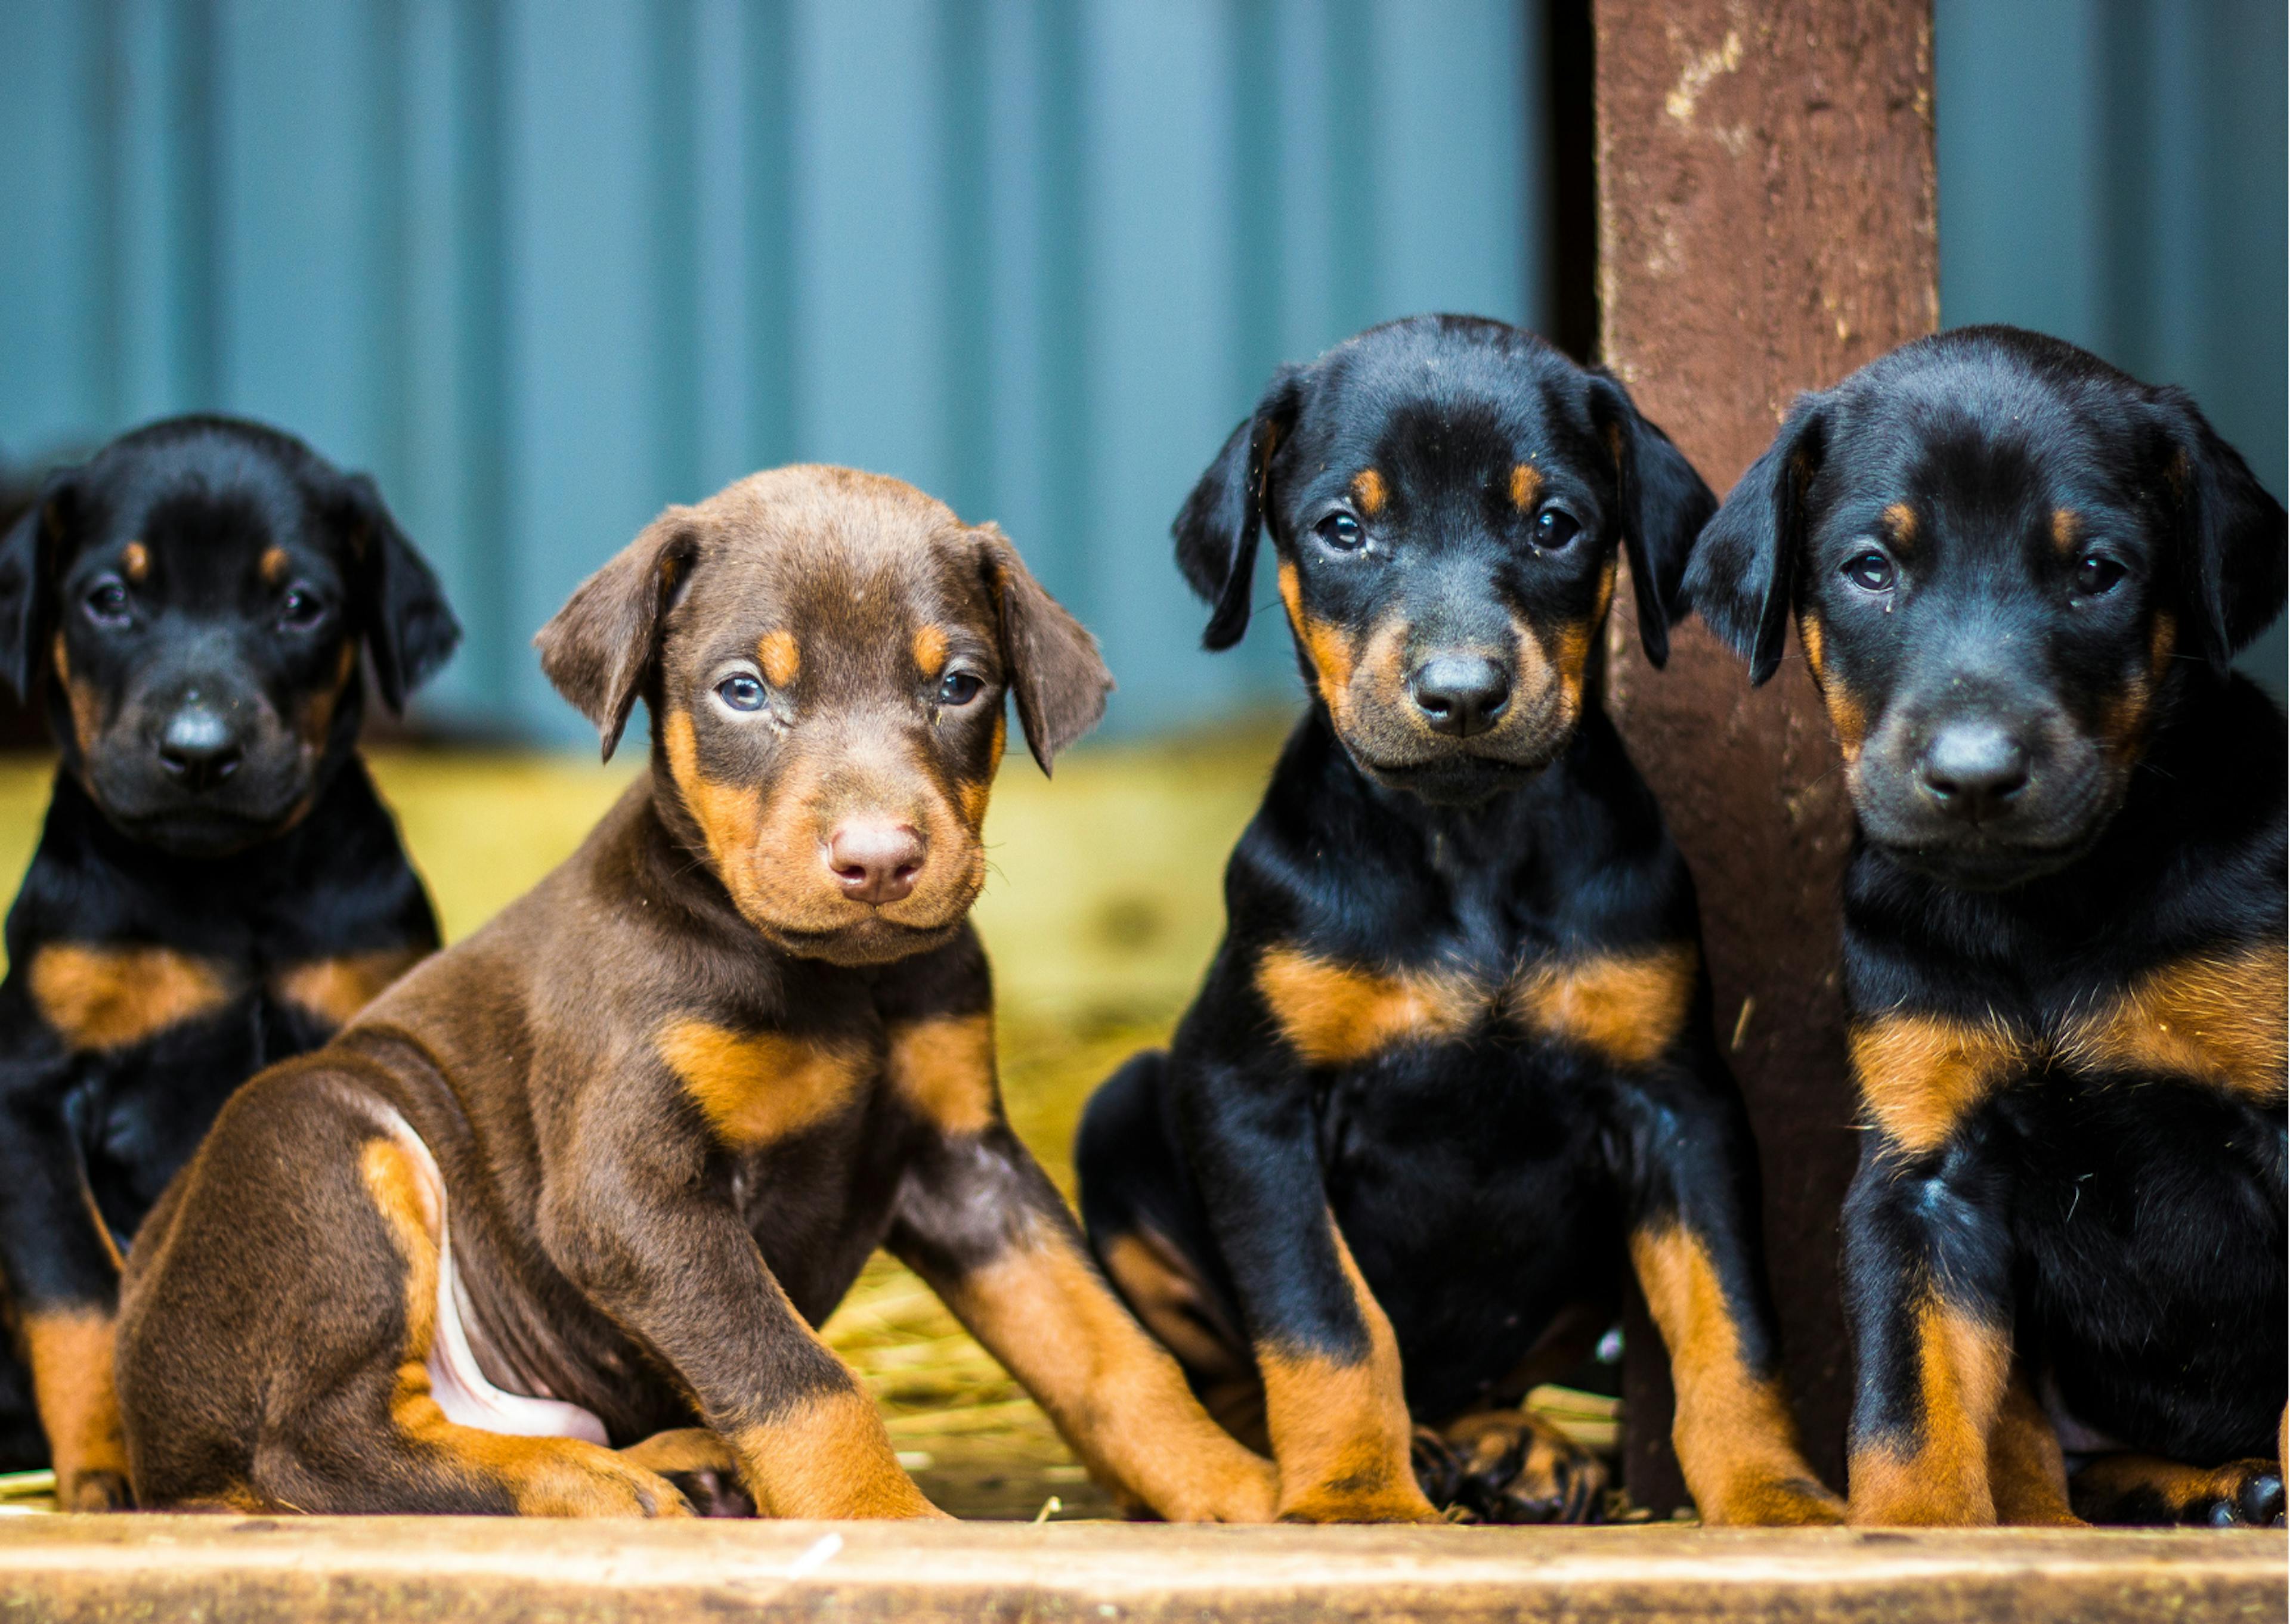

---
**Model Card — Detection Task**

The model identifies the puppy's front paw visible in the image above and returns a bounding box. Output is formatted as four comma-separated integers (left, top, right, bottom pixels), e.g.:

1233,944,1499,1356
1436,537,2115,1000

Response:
1702,1469,1845,1527
2186,1461,2284,1528
1277,1466,1443,1524
58,1468,134,1513
1421,1411,1608,1525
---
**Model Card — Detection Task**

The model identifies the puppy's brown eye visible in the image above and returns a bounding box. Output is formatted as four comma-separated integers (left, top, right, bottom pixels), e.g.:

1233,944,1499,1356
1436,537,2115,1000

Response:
1843,552,1895,592
278,586,326,630
2072,553,2126,597
716,674,766,712
937,671,984,706
1533,509,1581,550
83,579,130,626
1316,513,1364,551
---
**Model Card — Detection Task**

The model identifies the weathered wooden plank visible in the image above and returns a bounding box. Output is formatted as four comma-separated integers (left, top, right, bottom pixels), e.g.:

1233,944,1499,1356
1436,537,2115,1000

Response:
1592,0,1941,1510
0,1518,2277,1623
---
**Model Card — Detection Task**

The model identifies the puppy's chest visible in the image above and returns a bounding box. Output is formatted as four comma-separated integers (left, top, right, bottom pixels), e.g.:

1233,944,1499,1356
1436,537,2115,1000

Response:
1251,925,1697,1078
1849,939,2289,1157
27,938,425,1058
656,1003,998,1159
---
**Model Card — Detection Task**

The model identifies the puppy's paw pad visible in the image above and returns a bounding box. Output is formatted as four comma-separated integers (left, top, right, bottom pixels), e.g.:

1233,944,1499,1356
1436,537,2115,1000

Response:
2189,1463,2284,1527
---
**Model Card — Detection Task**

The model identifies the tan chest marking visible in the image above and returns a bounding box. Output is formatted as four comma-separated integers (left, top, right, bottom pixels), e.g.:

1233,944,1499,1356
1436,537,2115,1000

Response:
1849,1012,2023,1157
1257,941,1697,1072
2056,941,2287,1101
273,947,428,1029
1255,947,1483,1067
884,1011,998,1135
659,1017,872,1149
30,943,234,1051
1856,943,2288,1155
1506,943,1698,1070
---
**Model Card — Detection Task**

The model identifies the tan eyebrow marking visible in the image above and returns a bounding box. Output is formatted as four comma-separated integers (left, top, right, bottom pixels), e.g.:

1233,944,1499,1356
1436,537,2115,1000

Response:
758,630,800,688
911,624,949,677
1510,463,1543,511
2050,507,2079,556
1881,503,1917,548
122,542,150,582
1350,469,1388,517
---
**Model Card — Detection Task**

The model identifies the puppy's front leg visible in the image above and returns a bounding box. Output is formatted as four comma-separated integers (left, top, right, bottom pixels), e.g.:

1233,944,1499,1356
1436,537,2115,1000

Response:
1169,1044,1440,1524
0,1008,133,1511
1839,1130,2017,1525
883,1015,1277,1522
1613,1066,1843,1526
538,1105,942,1521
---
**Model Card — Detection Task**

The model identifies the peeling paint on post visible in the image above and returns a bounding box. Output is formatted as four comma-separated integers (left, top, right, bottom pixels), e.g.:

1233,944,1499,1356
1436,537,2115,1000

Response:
1593,0,1938,1514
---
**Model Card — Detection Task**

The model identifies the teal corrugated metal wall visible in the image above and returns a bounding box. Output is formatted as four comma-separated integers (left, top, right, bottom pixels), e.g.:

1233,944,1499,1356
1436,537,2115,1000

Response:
0,0,1539,741
1935,0,2288,692
6,4,2283,737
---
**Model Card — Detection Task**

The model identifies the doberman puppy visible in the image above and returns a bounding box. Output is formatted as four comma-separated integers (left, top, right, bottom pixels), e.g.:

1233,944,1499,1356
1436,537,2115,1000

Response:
1685,326,2287,1527
0,417,456,1510
117,466,1282,1520
1075,315,1843,1526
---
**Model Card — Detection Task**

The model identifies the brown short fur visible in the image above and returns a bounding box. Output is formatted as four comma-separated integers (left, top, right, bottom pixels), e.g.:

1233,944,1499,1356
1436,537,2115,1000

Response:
117,467,1277,1522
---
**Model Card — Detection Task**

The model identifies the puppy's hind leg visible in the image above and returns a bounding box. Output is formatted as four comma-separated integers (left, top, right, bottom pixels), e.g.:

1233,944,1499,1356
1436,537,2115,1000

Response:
120,1070,689,1517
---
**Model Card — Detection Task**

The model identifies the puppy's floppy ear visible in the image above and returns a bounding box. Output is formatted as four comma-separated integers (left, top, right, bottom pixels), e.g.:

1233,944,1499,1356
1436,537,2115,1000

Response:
2144,387,2287,677
1586,373,1718,667
0,469,74,704
326,472,462,713
976,522,1113,775
1175,366,1304,650
1683,395,1826,686
536,509,702,761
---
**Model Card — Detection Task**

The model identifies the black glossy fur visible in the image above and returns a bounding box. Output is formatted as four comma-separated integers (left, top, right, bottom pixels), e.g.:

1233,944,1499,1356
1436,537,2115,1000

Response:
1687,326,2288,1527
0,417,455,1507
1076,317,1840,1526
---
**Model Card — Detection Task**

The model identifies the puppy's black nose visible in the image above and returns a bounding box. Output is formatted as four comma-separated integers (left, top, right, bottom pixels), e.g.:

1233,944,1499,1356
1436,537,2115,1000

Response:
159,706,244,792
1916,723,2029,823
1409,656,1511,738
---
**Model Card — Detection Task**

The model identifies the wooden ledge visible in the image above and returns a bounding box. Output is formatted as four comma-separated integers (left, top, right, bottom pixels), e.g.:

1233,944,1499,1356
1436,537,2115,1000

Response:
0,1517,2280,1622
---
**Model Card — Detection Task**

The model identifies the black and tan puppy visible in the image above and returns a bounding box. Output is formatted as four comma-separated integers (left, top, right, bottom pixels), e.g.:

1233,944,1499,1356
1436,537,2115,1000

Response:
117,466,1280,1520
1686,325,2286,1527
1075,315,1842,1526
0,417,456,1510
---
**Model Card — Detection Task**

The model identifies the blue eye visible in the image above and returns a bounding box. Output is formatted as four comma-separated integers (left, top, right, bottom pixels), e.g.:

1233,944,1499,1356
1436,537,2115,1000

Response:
716,674,766,712
1845,552,1896,592
1316,512,1364,551
937,671,984,706
1533,509,1582,550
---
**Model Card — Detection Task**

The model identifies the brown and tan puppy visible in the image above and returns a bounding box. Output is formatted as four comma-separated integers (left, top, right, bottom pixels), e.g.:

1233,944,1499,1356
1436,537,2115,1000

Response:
114,466,1280,1519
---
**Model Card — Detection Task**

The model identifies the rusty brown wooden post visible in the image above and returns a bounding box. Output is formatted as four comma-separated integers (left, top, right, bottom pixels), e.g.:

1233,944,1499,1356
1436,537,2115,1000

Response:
1592,1,1938,1511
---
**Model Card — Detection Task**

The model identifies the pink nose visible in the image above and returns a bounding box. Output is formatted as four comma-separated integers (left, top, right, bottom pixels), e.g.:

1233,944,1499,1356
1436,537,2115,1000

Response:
826,819,925,905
